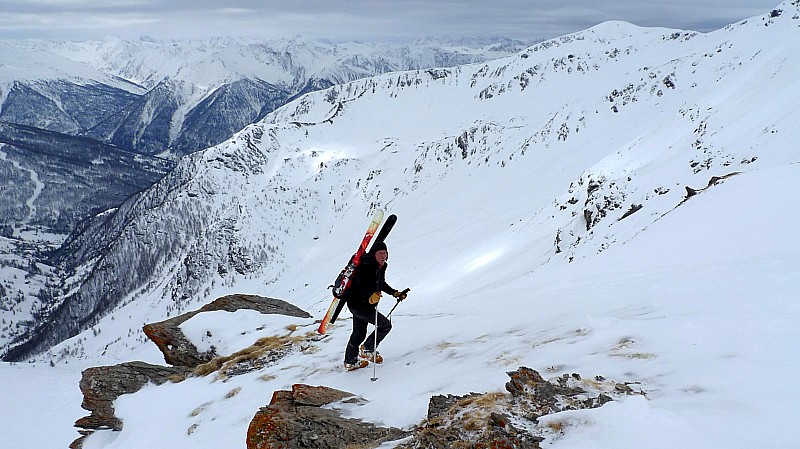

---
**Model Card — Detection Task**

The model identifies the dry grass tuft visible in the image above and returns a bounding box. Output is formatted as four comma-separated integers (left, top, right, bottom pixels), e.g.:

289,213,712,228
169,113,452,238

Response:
193,330,320,379
494,351,523,366
436,341,462,351
442,391,509,434
189,402,211,417
169,373,188,383
546,419,566,433
225,387,242,398
626,352,656,359
457,391,506,409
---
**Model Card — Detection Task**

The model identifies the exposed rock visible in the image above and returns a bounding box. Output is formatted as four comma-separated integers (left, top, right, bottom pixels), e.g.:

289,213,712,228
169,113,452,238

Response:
426,393,480,421
71,360,192,449
618,203,643,221
143,294,311,367
397,367,643,449
578,175,625,231
69,430,93,449
683,172,741,201
71,295,311,448
291,384,354,407
246,384,408,449
244,368,644,449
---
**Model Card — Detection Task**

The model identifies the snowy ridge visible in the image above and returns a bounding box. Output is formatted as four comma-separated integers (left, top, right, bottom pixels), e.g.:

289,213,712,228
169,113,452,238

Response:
39,36,530,90
0,36,528,157
0,40,142,94
2,3,800,448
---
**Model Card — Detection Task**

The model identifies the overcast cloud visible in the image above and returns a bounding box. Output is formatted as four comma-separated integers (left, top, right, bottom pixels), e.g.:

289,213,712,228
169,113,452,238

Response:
0,0,784,42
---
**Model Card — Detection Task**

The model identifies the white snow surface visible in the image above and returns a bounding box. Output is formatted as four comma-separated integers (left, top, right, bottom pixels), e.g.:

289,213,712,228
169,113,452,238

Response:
2,4,800,449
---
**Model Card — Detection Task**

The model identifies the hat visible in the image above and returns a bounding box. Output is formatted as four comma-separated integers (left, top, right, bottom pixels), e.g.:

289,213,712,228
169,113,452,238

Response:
371,241,387,253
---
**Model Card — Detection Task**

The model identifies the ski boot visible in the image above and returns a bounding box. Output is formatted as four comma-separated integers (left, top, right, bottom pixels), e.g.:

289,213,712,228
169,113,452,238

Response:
344,360,369,371
359,345,383,364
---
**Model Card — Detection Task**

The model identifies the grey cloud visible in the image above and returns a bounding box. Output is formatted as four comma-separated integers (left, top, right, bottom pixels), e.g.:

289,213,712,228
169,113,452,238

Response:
0,0,784,41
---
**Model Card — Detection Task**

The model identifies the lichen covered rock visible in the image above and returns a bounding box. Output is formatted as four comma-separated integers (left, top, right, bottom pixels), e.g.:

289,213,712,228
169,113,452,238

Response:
247,384,408,449
398,367,642,449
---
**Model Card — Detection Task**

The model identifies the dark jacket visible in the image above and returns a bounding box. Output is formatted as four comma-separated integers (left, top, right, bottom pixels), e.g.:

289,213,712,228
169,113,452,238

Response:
346,251,397,309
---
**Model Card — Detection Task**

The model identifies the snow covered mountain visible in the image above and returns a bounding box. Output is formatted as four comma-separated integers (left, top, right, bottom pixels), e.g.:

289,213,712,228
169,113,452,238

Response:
0,122,173,354
2,3,800,448
0,35,529,357
1,36,529,157
5,0,798,362
0,35,527,234
0,35,526,234
14,2,796,361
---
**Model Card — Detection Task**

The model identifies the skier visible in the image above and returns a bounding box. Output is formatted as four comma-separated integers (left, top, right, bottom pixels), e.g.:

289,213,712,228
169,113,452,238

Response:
343,240,408,371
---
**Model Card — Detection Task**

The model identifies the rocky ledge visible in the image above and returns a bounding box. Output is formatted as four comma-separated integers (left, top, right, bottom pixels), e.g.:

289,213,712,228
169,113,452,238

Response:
246,367,644,449
143,294,311,367
71,293,645,449
71,294,312,449
247,384,409,449
396,367,639,449
71,361,193,448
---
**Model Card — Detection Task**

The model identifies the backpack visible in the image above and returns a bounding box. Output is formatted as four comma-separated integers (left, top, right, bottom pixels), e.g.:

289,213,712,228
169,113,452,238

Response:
330,253,358,299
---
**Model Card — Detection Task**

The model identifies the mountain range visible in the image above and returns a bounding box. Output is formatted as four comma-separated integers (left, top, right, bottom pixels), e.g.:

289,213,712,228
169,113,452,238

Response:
1,36,530,157
0,35,526,238
4,0,797,362
1,2,799,448
0,0,793,362
0,36,529,356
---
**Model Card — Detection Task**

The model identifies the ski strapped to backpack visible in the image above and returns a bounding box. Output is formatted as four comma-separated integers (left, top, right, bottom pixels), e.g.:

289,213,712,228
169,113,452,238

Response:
318,210,390,334
328,213,398,325
331,214,397,302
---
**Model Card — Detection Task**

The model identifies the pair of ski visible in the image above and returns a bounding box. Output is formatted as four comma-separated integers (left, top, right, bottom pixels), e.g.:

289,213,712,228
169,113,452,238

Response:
317,209,397,334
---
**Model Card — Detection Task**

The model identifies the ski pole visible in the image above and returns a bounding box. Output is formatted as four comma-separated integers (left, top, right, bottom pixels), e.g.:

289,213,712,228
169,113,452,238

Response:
387,288,410,321
371,306,379,382
387,301,400,321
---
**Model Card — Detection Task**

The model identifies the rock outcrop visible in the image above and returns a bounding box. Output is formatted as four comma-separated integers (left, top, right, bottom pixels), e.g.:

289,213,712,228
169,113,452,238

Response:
71,294,312,448
247,384,408,449
75,289,645,449
143,294,311,367
397,367,640,449
71,361,193,448
245,367,643,449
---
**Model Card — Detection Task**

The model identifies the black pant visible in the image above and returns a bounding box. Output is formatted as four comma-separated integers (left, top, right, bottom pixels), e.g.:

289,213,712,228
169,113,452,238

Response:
344,303,392,363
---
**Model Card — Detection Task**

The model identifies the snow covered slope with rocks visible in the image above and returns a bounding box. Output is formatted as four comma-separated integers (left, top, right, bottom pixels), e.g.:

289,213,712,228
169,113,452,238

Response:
0,122,173,353
0,35,528,356
2,3,800,448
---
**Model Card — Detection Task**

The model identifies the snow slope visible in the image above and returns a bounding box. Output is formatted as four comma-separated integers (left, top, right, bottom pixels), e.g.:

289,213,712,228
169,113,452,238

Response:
2,3,799,448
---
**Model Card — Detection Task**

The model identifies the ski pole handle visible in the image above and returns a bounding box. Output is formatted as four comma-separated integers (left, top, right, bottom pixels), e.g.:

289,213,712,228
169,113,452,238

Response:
392,288,410,300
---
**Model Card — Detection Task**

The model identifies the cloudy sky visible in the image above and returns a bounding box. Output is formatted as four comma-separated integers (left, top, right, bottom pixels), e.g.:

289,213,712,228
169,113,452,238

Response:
0,0,784,42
